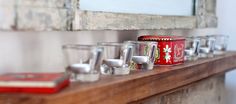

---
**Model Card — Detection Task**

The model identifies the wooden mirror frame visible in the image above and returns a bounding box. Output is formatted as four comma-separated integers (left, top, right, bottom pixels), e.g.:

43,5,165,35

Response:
0,0,217,31
73,0,217,30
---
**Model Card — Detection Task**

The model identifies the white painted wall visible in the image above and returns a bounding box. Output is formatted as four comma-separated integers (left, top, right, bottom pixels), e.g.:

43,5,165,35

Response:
217,0,236,104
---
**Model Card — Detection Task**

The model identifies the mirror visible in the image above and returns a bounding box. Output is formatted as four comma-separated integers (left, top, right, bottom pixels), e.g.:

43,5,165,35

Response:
80,0,195,16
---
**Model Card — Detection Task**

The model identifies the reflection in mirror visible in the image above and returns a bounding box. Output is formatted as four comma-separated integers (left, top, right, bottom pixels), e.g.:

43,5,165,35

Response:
80,0,195,16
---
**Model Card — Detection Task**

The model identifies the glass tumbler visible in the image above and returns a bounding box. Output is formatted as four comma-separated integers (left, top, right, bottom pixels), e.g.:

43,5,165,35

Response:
198,36,216,58
98,42,133,75
184,37,200,61
125,41,157,70
212,35,229,55
62,45,104,82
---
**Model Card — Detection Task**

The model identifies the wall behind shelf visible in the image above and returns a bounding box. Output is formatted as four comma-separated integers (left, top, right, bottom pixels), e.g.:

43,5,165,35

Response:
0,29,217,73
217,0,236,104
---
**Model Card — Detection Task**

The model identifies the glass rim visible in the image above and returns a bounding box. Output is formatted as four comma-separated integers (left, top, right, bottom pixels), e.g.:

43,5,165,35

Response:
62,44,99,50
97,42,124,46
195,35,229,40
195,36,216,39
207,34,229,38
195,36,208,38
185,36,201,40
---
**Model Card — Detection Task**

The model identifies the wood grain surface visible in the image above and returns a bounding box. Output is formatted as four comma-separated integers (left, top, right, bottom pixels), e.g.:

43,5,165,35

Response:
0,52,236,104
130,75,226,104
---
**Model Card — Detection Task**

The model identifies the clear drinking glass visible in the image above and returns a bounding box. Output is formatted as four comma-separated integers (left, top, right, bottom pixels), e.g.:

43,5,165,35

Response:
198,36,216,58
212,35,229,55
98,42,133,75
62,44,104,82
184,37,200,61
125,41,157,70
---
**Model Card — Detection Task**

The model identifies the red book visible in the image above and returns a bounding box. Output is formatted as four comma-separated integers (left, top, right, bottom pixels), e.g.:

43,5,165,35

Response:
0,73,70,94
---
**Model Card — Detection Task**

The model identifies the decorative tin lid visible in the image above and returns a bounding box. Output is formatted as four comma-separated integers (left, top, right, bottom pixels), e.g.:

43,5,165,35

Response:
138,35,185,41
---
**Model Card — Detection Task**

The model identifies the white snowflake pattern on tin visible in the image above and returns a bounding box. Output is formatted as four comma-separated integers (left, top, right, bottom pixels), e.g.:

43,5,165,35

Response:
163,45,171,63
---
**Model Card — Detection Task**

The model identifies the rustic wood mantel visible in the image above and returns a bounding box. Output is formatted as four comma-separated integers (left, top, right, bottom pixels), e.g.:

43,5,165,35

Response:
0,52,236,104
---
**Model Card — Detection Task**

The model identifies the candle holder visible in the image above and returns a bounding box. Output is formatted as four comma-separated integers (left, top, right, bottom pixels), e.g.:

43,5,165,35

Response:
98,42,133,75
198,36,216,58
125,41,157,70
62,45,104,82
184,37,200,61
212,35,229,55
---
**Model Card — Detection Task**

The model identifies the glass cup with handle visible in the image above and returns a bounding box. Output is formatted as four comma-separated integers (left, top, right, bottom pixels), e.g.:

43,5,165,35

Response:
125,41,157,70
98,42,133,75
184,37,200,61
212,35,229,55
198,36,216,58
62,44,104,82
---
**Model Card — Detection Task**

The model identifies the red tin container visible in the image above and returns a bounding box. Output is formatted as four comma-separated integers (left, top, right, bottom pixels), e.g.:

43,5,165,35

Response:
138,35,185,65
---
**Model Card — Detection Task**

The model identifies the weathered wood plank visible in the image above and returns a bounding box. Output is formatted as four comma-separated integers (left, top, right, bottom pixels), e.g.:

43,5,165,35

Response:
0,52,235,104
0,7,16,30
0,0,15,6
0,0,78,8
131,75,225,104
73,10,197,30
0,7,73,31
16,7,70,31
17,0,70,8
0,0,77,31
196,0,217,28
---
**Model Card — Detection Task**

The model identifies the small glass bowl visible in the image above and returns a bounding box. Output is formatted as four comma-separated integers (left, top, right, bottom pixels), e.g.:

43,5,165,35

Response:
98,42,133,75
198,36,215,58
125,41,157,70
62,44,104,82
184,37,200,61
212,35,229,55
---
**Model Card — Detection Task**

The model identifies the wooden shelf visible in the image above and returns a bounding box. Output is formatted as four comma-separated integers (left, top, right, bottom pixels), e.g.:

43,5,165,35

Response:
0,52,236,104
